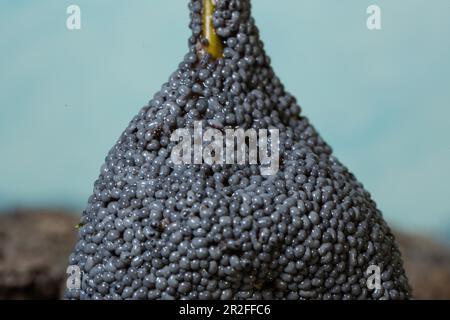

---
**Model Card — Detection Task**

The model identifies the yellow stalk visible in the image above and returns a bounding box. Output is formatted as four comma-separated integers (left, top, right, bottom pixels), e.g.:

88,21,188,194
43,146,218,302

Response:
202,0,223,60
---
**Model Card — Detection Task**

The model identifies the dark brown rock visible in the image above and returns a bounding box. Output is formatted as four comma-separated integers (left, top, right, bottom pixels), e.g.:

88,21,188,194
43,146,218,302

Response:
0,209,79,299
396,232,450,300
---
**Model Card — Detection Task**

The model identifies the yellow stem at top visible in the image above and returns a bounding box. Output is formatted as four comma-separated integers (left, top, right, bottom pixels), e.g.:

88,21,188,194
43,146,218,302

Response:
202,0,223,60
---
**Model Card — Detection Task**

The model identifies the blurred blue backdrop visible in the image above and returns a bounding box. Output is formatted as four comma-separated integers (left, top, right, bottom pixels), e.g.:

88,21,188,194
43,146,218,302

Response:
0,0,449,239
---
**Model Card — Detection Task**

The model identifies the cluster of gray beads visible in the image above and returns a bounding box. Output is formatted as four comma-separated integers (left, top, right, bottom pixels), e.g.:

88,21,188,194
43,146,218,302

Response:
66,0,411,300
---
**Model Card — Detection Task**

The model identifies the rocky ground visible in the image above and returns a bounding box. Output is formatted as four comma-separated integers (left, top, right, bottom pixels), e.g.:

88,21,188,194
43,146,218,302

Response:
397,232,450,299
0,209,79,299
0,209,448,299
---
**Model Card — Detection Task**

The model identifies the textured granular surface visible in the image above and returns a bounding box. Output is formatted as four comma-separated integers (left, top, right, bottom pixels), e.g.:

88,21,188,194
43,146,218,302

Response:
66,0,411,300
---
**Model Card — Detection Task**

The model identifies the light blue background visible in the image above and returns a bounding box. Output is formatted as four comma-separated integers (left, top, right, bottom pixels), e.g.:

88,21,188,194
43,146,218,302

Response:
0,1,449,239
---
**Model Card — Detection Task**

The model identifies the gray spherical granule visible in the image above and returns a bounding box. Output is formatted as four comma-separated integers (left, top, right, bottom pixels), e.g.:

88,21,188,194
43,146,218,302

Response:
66,0,411,300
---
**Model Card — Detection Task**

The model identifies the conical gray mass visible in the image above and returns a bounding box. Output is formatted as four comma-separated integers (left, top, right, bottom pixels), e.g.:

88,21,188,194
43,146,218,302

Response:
66,0,411,300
